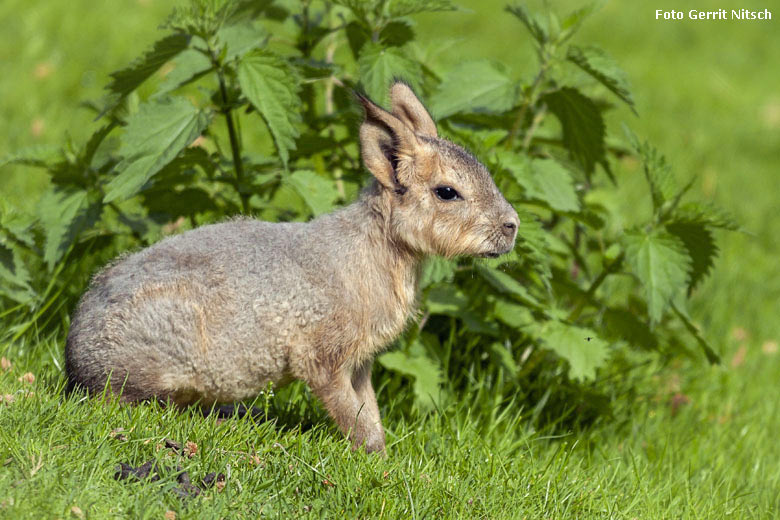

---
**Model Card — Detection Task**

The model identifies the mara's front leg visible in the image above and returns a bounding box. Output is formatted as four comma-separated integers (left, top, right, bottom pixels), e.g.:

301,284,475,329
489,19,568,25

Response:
310,360,385,454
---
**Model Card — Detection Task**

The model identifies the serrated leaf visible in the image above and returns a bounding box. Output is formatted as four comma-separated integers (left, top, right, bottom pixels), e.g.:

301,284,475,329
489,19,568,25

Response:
494,299,533,328
379,20,415,47
624,127,678,212
623,229,691,324
38,188,100,270
673,201,740,231
477,265,539,307
539,320,609,380
143,187,218,220
285,170,339,216
0,144,62,169
489,342,519,376
357,43,422,107
425,285,468,314
529,159,580,211
292,58,337,80
104,33,190,114
387,0,457,17
500,152,579,212
561,4,594,33
238,50,302,167
516,209,552,282
378,348,443,409
457,309,500,336
420,257,456,289
155,49,212,96
0,241,33,296
0,203,36,248
430,60,518,119
332,0,377,25
218,21,267,60
672,303,720,364
603,307,658,351
104,97,211,202
567,45,636,113
666,221,718,293
506,4,548,45
542,87,606,175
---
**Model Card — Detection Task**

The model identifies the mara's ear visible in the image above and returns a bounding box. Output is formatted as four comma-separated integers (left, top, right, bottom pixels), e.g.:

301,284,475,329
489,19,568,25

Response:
390,81,437,138
357,93,419,193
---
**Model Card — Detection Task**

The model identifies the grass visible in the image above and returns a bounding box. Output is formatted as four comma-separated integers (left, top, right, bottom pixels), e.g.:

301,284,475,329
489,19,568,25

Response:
2,335,778,518
1,0,779,518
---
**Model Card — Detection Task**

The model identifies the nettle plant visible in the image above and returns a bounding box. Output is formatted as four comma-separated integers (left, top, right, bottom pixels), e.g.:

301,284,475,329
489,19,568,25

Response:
1,0,736,417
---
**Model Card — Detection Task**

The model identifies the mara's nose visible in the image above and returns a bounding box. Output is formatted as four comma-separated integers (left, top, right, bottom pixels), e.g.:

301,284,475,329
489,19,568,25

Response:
501,219,518,238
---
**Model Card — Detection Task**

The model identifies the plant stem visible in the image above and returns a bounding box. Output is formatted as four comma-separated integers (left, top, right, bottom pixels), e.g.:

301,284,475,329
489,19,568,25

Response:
567,252,625,322
505,58,549,150
214,56,249,214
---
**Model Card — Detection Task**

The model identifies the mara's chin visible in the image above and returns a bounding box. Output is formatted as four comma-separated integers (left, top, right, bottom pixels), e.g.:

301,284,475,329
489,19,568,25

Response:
477,246,514,259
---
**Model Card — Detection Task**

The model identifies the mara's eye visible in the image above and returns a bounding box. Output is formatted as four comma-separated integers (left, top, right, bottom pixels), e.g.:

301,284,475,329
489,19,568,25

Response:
434,186,461,201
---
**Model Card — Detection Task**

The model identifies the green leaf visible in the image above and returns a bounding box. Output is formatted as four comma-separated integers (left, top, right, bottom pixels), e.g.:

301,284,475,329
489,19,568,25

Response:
38,188,100,270
560,4,595,37
423,284,499,335
430,60,518,119
538,320,609,380
104,33,190,114
0,201,36,248
378,349,443,409
218,21,267,60
154,49,212,96
516,209,552,284
357,43,422,107
332,0,377,26
493,299,533,329
542,87,606,175
0,240,34,305
528,159,580,212
143,187,218,220
238,50,302,167
379,20,415,47
420,257,456,289
505,5,548,45
285,170,339,216
292,58,337,80
457,309,500,336
603,307,658,351
666,221,718,293
387,0,457,18
499,151,579,212
0,144,62,169
489,342,519,376
624,127,677,212
476,265,540,308
566,45,636,113
425,285,468,315
672,303,721,364
673,201,740,231
622,229,691,324
104,97,211,202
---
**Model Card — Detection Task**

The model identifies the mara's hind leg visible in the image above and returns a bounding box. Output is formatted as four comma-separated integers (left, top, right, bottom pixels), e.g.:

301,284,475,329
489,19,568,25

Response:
77,291,214,404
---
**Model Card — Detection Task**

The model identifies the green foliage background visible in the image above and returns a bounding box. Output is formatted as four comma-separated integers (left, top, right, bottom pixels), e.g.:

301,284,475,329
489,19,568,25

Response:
0,0,778,517
0,0,738,403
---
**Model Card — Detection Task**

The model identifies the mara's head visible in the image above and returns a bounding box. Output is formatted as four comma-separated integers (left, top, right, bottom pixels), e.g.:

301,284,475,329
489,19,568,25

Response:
358,81,518,259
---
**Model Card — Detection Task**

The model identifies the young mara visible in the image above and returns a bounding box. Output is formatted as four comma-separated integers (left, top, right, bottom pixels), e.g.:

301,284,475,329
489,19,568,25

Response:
65,82,519,453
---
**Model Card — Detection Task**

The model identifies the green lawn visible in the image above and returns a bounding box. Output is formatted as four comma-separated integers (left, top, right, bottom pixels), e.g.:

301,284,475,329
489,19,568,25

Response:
1,0,778,518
